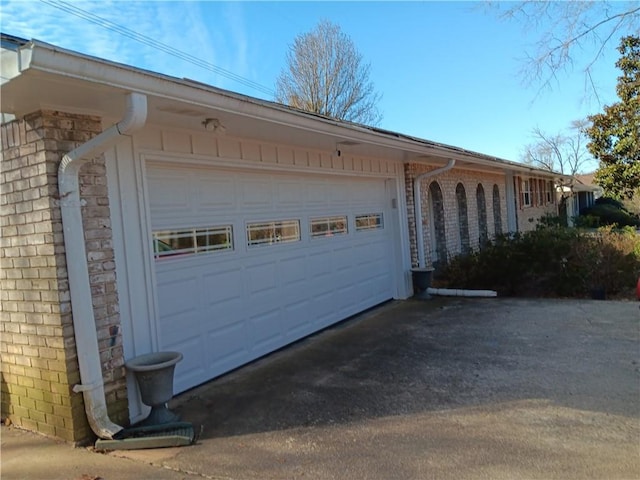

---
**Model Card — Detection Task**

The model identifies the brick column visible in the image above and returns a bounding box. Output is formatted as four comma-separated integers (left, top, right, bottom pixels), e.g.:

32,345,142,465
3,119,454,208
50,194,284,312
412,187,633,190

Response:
404,163,419,267
1,111,127,442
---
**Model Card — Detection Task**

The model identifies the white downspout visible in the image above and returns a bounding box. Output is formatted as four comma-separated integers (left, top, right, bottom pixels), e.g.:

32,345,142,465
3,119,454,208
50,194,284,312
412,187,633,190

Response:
426,287,497,297
59,93,147,439
413,159,456,268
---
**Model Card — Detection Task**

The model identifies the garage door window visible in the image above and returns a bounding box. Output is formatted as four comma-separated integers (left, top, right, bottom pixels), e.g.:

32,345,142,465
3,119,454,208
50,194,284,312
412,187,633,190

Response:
153,226,233,259
355,213,383,231
247,220,300,246
310,216,348,238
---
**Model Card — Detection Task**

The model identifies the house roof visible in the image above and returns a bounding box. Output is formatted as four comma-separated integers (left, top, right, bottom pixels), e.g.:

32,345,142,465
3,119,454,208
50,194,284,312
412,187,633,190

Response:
573,173,603,193
0,33,567,179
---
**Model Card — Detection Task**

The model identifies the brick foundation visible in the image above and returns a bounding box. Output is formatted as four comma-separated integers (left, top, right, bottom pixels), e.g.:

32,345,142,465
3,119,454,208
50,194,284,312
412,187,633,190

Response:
1,111,127,443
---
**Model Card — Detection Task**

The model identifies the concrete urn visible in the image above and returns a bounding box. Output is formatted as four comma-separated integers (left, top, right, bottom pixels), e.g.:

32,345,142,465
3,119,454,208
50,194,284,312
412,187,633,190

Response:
125,351,183,426
411,267,435,298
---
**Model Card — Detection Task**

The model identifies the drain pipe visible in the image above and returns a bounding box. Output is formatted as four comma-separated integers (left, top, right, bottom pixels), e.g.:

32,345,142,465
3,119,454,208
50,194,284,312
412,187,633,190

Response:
413,159,455,268
427,287,497,297
59,93,147,439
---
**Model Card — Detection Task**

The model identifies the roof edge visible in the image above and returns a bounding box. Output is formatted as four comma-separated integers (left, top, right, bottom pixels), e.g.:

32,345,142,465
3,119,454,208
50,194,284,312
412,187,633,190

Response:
3,32,567,179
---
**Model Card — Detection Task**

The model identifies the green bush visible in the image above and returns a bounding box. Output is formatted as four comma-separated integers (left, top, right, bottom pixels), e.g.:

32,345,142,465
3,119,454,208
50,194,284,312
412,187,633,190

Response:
595,197,625,209
437,225,640,298
573,214,600,228
580,197,640,227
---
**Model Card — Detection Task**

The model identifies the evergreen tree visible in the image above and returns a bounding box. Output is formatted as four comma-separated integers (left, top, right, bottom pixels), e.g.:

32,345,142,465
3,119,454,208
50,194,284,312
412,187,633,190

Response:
586,36,640,200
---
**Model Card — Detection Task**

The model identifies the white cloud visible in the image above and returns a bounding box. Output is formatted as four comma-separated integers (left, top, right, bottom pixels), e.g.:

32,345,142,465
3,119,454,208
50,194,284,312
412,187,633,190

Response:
0,0,268,96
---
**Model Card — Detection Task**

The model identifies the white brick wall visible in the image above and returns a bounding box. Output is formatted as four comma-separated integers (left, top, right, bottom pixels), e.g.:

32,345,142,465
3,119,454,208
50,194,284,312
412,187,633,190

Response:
405,163,507,266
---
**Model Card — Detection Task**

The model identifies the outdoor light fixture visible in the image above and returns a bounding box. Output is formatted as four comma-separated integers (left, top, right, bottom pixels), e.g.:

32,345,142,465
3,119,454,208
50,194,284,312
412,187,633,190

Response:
202,118,226,134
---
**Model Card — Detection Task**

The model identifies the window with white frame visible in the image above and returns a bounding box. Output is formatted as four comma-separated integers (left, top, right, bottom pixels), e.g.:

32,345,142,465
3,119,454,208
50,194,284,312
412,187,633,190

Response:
247,219,300,247
153,225,233,259
310,216,348,238
521,179,532,207
355,213,383,231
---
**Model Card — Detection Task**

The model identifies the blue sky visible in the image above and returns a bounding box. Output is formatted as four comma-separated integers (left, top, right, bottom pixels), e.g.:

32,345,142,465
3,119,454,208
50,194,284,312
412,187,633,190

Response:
0,1,630,172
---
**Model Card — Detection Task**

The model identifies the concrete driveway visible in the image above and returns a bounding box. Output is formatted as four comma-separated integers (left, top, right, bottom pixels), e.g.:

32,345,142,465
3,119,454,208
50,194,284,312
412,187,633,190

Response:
3,298,640,479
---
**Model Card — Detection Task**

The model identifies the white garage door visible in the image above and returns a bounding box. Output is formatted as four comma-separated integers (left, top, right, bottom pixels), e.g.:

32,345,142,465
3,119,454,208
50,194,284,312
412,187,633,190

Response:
147,164,396,393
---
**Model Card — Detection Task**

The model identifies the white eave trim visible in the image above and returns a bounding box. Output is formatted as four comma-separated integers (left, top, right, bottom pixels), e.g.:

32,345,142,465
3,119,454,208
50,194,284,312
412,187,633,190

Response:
11,39,566,178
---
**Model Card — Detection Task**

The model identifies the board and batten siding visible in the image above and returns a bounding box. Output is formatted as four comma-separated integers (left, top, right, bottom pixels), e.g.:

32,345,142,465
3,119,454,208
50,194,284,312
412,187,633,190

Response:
133,127,400,177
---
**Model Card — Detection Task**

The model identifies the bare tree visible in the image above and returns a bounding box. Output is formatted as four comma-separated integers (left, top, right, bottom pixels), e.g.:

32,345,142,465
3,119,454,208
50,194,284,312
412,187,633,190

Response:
488,1,640,99
522,121,595,222
275,20,382,125
522,120,593,176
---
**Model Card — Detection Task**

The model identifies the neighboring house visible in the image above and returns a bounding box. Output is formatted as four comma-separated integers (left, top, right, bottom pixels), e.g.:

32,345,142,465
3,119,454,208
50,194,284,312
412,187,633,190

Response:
0,34,562,443
558,173,603,225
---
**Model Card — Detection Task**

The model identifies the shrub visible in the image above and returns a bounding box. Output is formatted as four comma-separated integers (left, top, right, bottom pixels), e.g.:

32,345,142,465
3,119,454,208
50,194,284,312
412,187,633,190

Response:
595,197,625,209
573,214,600,228
580,197,640,227
437,225,640,298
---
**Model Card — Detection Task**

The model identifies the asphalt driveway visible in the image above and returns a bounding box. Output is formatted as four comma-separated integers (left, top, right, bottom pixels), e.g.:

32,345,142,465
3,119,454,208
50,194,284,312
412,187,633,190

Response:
3,297,640,479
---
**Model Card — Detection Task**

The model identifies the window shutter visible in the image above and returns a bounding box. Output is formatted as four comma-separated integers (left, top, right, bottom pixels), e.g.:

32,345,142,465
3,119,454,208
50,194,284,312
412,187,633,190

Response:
517,176,523,209
532,179,537,206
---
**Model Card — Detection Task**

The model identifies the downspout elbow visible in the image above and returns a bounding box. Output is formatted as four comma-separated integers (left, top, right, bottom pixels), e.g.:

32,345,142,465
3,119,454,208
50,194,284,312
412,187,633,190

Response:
58,93,147,439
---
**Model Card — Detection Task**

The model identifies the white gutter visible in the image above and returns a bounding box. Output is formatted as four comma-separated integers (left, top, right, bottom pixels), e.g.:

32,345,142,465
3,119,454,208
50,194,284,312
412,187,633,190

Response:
59,93,147,439
413,159,456,268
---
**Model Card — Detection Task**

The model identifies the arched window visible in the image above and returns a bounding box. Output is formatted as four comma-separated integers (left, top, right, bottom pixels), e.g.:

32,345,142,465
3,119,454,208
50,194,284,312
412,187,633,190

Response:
493,184,502,235
456,183,470,254
428,181,447,263
476,184,488,246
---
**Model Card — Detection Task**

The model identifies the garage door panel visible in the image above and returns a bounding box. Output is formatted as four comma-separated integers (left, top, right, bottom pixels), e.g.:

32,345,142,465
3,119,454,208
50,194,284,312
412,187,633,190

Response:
249,309,283,351
246,262,278,294
202,299,244,330
280,255,307,285
197,175,236,210
352,182,382,206
207,323,248,365
276,180,304,207
157,311,203,345
312,291,337,323
166,336,206,390
328,184,350,205
283,300,313,338
305,182,329,206
147,170,191,216
307,251,334,277
241,179,273,208
333,246,355,271
202,268,243,304
156,276,200,318
334,285,358,314
149,164,395,393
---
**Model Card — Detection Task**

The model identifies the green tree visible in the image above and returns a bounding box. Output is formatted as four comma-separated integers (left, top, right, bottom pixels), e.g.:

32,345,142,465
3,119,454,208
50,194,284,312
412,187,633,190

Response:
586,36,640,200
275,20,382,125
